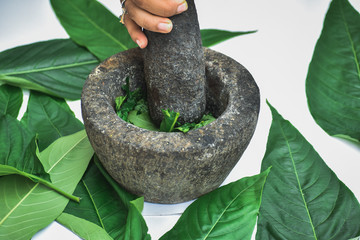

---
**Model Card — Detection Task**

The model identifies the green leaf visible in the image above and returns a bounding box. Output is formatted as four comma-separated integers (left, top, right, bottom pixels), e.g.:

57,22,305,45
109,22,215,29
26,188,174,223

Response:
50,0,136,61
124,199,151,240
256,102,360,239
59,159,150,240
0,175,69,240
93,156,139,209
306,0,360,142
128,110,159,131
61,161,130,239
0,164,78,202
349,237,360,240
159,109,180,132
160,169,270,240
201,29,257,47
21,91,84,151
37,130,94,193
0,130,94,240
0,84,23,118
0,114,48,179
115,95,127,112
116,78,145,122
0,39,99,100
0,113,81,201
175,114,216,133
57,213,113,240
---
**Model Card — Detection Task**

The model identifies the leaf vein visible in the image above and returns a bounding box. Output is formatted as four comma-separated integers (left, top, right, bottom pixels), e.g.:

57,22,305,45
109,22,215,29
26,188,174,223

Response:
278,123,318,240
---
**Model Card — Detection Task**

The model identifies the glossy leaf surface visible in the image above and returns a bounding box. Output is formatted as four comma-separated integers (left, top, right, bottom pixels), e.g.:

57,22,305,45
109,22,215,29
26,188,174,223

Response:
0,84,22,118
306,0,360,142
160,169,270,240
37,130,94,192
50,0,136,60
0,175,67,239
256,103,360,239
124,199,151,240
0,130,94,239
201,29,256,47
0,114,48,179
93,156,139,209
0,39,99,100
60,160,150,240
128,110,159,132
21,91,83,151
57,213,113,240
62,161,129,239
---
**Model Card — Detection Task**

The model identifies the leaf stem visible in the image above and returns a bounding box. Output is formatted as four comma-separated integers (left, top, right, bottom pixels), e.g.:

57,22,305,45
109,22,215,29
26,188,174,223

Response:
27,173,80,202
169,112,180,132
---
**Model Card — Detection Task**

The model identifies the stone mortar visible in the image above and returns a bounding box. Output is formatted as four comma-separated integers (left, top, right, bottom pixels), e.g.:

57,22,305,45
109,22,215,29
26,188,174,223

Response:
81,47,260,203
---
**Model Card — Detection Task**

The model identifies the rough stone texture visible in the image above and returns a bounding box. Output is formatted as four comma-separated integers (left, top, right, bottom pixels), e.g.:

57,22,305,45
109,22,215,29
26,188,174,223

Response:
142,0,206,125
81,48,260,204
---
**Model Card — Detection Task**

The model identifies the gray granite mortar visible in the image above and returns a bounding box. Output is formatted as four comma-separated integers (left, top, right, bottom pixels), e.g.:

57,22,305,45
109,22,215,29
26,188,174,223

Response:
81,47,260,203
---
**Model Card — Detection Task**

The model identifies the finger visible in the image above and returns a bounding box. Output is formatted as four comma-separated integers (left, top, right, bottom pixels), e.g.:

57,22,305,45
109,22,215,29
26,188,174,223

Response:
123,14,148,49
131,0,188,17
126,1,173,34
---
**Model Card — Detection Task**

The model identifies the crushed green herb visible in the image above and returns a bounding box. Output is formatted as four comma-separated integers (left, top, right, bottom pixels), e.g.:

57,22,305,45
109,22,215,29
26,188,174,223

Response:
115,78,215,132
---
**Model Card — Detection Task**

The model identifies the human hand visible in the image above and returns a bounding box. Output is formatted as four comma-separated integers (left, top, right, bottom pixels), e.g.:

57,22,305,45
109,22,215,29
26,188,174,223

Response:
120,0,188,49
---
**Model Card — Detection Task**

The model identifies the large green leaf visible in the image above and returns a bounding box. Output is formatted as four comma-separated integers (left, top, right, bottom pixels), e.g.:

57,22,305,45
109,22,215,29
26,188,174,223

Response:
201,29,257,47
0,164,77,201
0,108,81,201
57,213,113,240
256,102,360,239
50,0,136,61
62,161,130,239
0,39,99,100
0,175,68,239
93,156,139,209
0,130,94,239
306,0,360,142
0,84,23,118
37,130,94,192
21,91,83,151
160,169,270,240
0,114,48,179
59,159,150,240
124,199,151,240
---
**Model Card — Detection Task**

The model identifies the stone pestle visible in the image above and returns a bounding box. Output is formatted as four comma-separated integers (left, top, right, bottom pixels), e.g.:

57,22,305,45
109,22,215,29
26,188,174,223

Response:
142,0,206,125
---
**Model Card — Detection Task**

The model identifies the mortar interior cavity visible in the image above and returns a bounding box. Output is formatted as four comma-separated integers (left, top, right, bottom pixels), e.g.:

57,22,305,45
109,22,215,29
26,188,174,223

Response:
109,65,229,126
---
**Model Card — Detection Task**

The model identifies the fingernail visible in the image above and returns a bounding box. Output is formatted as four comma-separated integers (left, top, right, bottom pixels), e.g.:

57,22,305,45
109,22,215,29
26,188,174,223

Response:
136,40,143,48
158,21,173,32
177,2,188,14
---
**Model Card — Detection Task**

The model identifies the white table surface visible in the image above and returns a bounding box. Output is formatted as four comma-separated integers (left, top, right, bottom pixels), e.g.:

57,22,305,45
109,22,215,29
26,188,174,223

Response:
1,0,359,239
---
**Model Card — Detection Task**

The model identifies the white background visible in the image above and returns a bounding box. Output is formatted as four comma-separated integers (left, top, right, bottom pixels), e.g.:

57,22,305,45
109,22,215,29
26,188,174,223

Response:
1,0,359,239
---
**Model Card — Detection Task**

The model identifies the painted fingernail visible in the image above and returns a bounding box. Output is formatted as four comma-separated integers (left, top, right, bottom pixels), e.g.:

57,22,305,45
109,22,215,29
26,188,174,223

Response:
158,21,173,32
177,2,188,14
